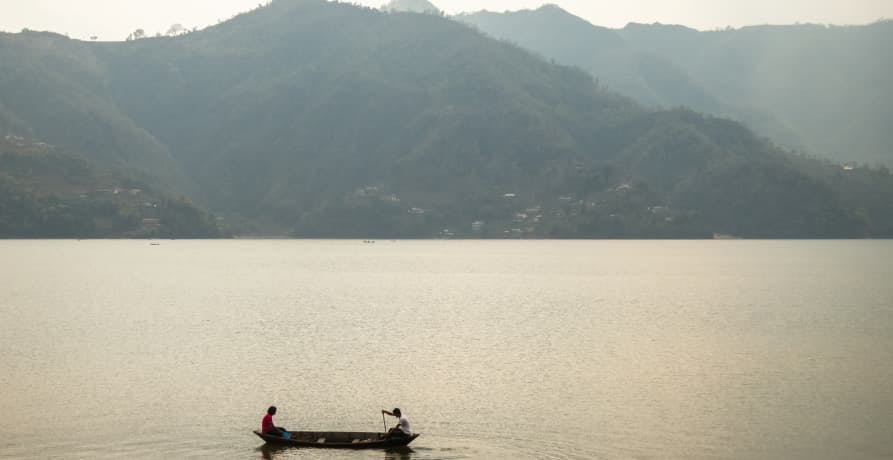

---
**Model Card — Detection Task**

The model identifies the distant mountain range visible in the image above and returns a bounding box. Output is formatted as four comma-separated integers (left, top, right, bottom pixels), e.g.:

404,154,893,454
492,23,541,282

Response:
1,0,891,238
460,5,893,167
384,0,441,14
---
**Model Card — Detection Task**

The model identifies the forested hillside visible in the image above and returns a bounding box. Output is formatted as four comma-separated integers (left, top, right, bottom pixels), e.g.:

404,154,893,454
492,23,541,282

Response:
0,31,186,188
1,0,891,238
461,6,893,167
0,136,223,238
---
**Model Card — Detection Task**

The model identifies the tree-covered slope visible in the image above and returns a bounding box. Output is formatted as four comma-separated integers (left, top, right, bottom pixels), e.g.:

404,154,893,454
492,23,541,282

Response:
95,0,638,228
1,0,891,238
621,21,893,167
461,7,893,167
0,136,223,238
458,6,792,144
0,31,187,189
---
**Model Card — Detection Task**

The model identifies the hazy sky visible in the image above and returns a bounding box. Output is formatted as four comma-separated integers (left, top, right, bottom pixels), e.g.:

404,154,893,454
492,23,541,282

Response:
1,0,890,41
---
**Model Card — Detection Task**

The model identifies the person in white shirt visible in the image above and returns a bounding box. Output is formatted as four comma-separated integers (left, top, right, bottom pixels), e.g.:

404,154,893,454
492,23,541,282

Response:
381,408,411,437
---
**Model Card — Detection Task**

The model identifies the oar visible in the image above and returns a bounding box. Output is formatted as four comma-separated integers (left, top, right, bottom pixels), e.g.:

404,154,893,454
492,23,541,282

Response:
382,410,387,432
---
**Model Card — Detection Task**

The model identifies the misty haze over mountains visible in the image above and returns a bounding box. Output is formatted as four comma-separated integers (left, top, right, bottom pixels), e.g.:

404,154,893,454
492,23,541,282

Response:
460,4,893,167
1,0,891,239
384,0,441,15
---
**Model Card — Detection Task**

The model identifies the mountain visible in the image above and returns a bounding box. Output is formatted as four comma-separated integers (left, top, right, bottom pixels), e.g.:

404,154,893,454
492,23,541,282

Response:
1,0,891,238
460,6,893,167
458,7,742,122
383,0,441,14
0,135,223,237
0,30,188,189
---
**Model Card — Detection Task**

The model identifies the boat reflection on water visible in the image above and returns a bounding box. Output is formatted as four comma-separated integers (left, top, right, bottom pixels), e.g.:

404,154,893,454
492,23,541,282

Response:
259,445,415,460
258,444,285,460
383,446,415,460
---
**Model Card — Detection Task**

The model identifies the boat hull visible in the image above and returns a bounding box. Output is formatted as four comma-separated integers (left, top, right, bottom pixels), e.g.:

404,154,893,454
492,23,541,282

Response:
253,430,419,449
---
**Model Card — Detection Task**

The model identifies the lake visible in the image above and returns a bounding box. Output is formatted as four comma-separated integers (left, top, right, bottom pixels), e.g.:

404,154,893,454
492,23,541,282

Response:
1,240,891,459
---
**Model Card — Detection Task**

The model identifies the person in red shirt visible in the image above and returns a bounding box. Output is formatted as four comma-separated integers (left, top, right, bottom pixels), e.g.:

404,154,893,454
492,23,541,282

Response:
261,406,287,436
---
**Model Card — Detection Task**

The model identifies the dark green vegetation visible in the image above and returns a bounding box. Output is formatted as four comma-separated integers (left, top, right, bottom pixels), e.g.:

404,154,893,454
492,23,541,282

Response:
461,6,893,167
0,137,223,238
1,0,891,238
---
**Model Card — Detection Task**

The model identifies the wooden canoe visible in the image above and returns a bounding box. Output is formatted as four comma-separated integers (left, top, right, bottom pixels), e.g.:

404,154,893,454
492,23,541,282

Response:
253,430,419,449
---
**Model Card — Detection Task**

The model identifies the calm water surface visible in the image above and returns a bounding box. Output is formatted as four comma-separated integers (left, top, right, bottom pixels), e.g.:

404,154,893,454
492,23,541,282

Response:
1,240,891,459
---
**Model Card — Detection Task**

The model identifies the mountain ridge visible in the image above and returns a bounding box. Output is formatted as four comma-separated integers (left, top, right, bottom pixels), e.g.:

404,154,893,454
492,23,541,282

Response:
460,5,893,167
1,0,891,238
383,0,441,14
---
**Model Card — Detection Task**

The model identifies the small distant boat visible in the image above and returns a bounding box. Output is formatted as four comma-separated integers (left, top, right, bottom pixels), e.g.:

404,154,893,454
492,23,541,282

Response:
712,233,741,240
253,430,419,449
150,242,161,246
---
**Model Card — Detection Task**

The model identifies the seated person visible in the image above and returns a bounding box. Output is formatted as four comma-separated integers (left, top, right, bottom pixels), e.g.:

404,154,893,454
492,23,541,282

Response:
261,406,287,436
381,408,411,438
